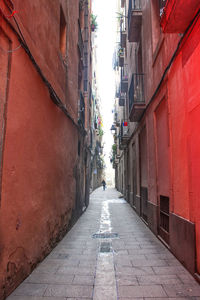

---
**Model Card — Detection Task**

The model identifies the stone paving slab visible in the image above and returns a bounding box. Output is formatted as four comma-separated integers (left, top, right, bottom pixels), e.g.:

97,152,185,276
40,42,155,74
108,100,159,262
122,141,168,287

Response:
115,266,155,275
119,298,200,300
44,284,93,298
73,275,95,285
145,298,200,300
131,258,168,267
137,274,182,285
93,285,117,300
7,297,67,300
152,266,188,275
6,187,200,300
56,266,96,276
163,284,200,297
116,275,139,286
118,285,168,297
11,284,48,297
25,273,74,284
7,298,93,300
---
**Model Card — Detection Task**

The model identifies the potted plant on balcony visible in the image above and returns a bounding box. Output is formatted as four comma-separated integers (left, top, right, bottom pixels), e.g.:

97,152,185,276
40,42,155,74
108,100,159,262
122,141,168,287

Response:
91,14,98,32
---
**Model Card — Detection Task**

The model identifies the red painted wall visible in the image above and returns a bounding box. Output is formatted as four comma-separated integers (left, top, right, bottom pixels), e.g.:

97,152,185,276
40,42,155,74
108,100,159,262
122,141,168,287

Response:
123,0,200,276
167,15,200,273
142,1,200,274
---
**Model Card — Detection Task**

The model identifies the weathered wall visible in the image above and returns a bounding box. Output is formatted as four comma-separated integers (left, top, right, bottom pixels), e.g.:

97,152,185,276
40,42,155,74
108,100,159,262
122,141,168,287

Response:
145,1,200,275
0,0,92,298
167,15,200,273
124,0,200,276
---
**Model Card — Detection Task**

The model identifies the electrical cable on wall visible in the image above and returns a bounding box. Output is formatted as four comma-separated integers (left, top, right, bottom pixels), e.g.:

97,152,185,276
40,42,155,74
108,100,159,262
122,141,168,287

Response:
0,43,21,53
0,4,86,134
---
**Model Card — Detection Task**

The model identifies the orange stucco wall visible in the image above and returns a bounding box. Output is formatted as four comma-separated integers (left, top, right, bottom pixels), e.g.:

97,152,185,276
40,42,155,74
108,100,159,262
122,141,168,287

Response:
0,0,83,298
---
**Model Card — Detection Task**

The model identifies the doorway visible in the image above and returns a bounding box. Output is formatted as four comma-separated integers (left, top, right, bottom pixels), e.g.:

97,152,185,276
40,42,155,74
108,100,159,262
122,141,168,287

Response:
154,98,170,244
139,126,148,223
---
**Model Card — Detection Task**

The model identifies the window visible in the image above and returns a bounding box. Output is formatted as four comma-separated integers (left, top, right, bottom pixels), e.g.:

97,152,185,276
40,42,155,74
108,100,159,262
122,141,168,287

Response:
60,7,67,56
78,141,81,156
151,1,162,54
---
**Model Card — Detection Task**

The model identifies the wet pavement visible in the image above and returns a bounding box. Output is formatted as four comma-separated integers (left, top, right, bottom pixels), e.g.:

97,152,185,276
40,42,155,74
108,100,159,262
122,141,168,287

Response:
7,187,200,300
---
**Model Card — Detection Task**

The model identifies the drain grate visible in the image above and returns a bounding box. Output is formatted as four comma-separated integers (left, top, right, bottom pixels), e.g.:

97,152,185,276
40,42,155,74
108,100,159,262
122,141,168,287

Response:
92,232,118,239
56,254,69,259
100,242,111,253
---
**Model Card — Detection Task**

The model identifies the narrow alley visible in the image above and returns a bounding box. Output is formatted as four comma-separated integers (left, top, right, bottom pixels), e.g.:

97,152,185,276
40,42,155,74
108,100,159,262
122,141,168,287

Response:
1,0,200,298
7,188,200,300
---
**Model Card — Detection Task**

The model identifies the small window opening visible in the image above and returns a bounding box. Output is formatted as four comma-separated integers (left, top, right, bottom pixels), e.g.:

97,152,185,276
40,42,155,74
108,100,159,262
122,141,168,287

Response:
60,7,67,56
159,195,170,244
78,141,81,156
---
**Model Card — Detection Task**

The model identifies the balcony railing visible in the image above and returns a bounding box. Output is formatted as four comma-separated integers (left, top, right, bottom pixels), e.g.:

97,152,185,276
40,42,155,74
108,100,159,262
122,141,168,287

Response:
114,112,120,127
121,64,128,79
120,30,127,49
115,88,120,98
79,92,85,128
119,122,129,149
129,73,144,109
129,74,145,121
128,0,142,42
118,48,124,67
119,96,125,106
78,21,84,58
159,0,167,16
121,64,128,93
129,0,142,12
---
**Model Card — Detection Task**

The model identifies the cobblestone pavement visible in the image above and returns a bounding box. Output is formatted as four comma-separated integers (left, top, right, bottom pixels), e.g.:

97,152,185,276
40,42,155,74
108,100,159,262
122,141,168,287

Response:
7,187,200,300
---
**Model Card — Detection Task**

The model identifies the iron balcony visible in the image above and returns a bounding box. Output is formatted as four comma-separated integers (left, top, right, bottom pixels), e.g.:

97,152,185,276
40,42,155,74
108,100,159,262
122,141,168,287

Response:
119,121,129,150
128,0,142,42
159,0,167,17
118,48,125,67
129,73,145,122
119,96,125,107
121,64,128,93
121,30,126,49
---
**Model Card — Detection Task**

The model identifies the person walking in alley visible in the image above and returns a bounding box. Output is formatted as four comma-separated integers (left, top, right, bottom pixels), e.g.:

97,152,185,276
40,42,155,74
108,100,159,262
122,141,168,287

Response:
101,179,106,190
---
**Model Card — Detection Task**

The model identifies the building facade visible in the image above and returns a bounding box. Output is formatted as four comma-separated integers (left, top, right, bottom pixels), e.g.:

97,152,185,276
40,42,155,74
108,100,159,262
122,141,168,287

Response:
90,34,104,191
113,0,200,279
0,0,94,298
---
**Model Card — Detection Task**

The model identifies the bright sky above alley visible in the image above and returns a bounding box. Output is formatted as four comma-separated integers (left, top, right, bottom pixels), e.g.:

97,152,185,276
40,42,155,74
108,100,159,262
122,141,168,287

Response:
92,0,117,184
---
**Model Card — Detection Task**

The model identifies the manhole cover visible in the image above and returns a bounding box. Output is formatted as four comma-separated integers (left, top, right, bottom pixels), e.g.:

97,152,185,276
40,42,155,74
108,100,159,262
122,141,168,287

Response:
100,242,111,253
92,232,118,239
